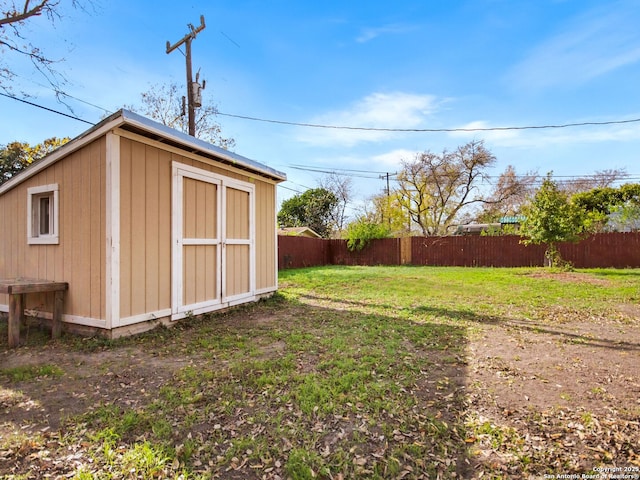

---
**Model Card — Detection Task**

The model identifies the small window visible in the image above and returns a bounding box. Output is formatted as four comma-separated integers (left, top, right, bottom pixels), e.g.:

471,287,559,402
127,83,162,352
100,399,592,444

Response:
27,184,59,244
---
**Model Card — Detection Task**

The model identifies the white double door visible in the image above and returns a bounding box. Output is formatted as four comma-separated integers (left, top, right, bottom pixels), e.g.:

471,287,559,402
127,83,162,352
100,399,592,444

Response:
172,162,255,318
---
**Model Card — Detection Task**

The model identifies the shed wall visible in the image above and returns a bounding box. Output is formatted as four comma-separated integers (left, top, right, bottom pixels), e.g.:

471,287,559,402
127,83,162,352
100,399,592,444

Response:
255,180,277,292
0,139,106,323
119,138,172,320
117,134,278,320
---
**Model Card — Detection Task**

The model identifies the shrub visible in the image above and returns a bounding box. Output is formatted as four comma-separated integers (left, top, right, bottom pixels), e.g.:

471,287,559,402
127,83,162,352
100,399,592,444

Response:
344,221,391,251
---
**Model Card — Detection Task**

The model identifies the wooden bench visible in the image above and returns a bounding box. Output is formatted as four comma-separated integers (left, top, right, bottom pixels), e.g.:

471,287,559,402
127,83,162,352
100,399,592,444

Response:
0,278,69,348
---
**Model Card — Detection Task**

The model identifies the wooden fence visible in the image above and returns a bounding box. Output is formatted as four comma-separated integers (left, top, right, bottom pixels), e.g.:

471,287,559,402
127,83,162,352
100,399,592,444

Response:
278,232,640,269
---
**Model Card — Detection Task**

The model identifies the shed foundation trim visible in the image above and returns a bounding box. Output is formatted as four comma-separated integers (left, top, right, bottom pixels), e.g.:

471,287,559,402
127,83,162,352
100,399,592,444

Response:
255,286,278,296
119,309,173,327
170,296,258,321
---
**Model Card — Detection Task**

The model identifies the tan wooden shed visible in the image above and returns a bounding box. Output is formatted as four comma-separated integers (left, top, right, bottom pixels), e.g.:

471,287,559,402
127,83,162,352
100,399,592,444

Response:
0,109,286,338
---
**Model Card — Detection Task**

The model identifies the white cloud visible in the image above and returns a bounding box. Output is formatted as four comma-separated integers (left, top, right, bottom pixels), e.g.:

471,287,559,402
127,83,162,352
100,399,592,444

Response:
447,118,640,149
508,0,640,90
448,120,522,143
371,149,420,169
295,92,439,147
536,122,640,146
356,24,415,43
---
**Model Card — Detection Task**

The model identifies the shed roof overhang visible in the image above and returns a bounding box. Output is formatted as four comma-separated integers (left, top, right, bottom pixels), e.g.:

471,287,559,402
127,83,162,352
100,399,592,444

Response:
0,109,286,195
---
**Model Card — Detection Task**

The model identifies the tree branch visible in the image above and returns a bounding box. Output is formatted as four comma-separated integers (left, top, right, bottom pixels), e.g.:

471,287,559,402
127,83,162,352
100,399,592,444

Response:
0,0,52,27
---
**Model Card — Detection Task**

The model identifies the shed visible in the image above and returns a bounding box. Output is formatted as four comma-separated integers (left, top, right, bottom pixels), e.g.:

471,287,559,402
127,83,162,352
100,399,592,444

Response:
0,109,286,338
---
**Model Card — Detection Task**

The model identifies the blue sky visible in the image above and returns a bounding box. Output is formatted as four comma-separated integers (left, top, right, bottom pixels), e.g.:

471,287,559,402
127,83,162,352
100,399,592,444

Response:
2,0,640,212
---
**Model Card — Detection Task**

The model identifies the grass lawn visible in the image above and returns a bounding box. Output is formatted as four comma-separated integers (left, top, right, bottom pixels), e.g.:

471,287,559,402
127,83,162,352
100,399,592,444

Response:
1,266,639,479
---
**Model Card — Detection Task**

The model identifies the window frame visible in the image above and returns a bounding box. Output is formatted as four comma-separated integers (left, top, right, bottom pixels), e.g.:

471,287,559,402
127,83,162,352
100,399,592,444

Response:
27,184,60,245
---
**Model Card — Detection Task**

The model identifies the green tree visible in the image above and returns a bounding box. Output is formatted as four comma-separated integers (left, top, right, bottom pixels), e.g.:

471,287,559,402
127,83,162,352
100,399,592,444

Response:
520,175,587,267
362,191,412,236
278,188,338,238
572,184,640,215
572,183,640,232
0,137,69,184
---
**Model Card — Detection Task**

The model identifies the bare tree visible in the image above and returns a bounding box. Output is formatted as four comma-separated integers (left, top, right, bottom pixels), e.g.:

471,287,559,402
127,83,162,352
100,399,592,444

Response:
1,1,87,91
397,140,530,236
476,165,539,222
318,172,352,236
559,168,628,196
126,82,235,150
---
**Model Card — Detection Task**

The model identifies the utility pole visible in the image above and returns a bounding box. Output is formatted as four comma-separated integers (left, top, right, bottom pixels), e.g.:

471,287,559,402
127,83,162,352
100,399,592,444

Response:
379,172,396,225
166,15,206,137
378,172,397,197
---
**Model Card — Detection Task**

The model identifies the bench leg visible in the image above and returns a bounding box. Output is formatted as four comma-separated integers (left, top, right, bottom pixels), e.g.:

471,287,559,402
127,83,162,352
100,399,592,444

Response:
52,291,64,339
8,294,24,348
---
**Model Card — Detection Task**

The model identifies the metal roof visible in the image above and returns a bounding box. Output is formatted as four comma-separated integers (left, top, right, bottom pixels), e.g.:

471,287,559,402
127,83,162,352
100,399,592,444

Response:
0,109,286,195
116,109,286,181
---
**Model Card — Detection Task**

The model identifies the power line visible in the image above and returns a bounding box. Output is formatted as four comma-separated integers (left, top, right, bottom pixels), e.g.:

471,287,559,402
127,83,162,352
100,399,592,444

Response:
289,163,393,175
278,184,303,194
288,165,382,179
220,31,240,48
7,89,634,192
5,80,640,135
10,73,113,114
0,92,95,125
218,111,640,133
286,180,314,190
478,172,640,180
286,162,640,187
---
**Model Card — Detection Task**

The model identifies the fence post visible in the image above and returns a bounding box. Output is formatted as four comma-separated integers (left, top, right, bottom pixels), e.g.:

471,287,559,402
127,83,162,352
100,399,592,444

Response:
400,237,412,265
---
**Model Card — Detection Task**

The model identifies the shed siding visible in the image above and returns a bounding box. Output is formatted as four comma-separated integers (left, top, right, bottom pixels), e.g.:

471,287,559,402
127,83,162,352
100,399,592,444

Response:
119,138,172,319
0,139,106,322
255,180,277,291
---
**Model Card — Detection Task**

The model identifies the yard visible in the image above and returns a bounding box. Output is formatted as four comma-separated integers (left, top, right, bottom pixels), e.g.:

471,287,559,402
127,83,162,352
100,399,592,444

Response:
1,266,639,479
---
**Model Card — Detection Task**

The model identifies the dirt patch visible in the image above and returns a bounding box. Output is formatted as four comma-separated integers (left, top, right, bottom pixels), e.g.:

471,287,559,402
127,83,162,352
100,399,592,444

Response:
1,299,639,477
0,347,193,430
470,317,640,414
467,309,640,472
617,303,640,319
524,271,613,286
